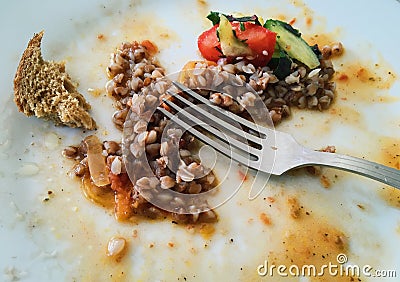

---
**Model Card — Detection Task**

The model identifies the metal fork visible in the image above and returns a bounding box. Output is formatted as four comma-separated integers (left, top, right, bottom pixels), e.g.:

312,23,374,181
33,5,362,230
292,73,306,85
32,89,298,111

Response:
157,81,400,189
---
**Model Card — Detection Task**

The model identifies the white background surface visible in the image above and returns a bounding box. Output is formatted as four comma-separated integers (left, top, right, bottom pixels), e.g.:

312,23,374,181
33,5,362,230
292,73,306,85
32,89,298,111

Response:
0,0,399,281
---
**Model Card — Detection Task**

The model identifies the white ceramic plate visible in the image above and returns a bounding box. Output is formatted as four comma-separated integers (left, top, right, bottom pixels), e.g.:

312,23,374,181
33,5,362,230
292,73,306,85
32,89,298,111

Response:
1,0,399,281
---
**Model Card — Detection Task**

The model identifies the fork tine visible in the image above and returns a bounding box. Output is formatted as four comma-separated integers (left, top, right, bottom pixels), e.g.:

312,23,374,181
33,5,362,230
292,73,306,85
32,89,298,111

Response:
166,89,263,145
157,106,255,167
162,98,260,157
172,81,274,137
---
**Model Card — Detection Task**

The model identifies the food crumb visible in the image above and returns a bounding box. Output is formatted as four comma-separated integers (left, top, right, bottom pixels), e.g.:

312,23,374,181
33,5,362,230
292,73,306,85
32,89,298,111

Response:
168,242,175,248
186,225,195,234
306,165,321,176
106,236,127,261
87,88,103,97
132,229,138,238
43,190,55,202
97,34,105,40
289,18,296,25
266,196,275,203
238,169,247,181
331,42,344,57
287,197,301,219
338,73,349,81
159,33,170,39
149,243,154,248
44,132,61,149
320,146,336,153
334,235,346,248
259,212,272,225
198,223,215,239
320,175,331,188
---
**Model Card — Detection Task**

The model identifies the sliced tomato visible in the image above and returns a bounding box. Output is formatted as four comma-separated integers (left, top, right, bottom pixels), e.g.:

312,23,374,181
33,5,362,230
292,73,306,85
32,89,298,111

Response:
197,22,277,67
197,25,221,62
235,22,277,66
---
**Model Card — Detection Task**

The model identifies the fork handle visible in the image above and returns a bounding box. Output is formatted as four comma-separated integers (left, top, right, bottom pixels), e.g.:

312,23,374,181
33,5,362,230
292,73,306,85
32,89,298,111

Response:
304,150,400,189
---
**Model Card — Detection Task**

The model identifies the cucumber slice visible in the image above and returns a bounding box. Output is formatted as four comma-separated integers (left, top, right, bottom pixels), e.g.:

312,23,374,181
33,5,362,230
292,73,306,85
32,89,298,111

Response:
264,19,320,69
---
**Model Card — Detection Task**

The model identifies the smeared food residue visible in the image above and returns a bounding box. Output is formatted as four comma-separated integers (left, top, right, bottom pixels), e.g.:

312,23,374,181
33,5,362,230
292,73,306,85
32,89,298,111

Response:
378,136,400,208
268,213,349,282
335,62,397,103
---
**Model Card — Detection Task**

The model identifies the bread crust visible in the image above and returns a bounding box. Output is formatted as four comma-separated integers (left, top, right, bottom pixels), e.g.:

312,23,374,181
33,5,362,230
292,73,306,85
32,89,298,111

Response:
14,31,44,114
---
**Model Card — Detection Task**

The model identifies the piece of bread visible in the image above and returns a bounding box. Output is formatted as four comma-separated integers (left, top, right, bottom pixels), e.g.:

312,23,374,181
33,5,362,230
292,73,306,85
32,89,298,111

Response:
14,31,97,130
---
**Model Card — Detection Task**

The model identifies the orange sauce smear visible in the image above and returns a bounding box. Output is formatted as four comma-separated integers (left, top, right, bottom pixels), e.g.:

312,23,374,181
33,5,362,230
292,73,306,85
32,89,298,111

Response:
333,60,398,207
335,63,397,103
377,137,400,208
266,196,351,282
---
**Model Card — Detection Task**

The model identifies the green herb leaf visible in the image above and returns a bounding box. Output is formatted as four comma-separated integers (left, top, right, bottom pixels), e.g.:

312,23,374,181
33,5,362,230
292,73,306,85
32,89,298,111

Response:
206,11,262,26
240,22,245,31
226,14,261,25
207,11,221,25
